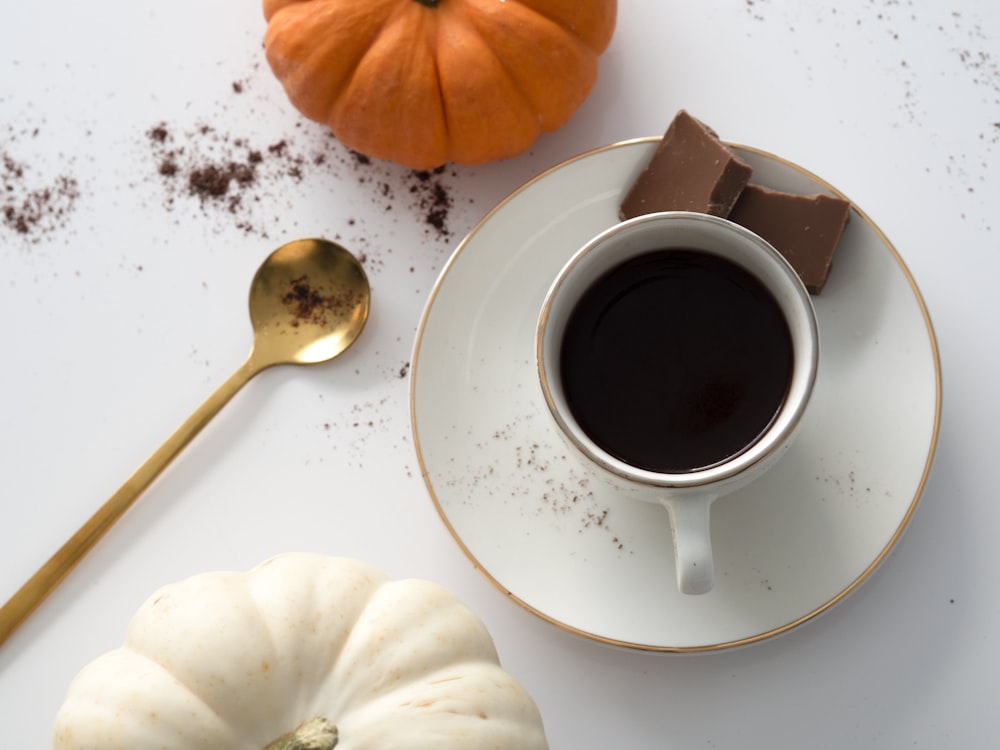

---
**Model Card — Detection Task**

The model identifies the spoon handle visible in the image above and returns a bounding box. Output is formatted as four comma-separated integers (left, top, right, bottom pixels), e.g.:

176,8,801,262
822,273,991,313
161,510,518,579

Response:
0,357,260,649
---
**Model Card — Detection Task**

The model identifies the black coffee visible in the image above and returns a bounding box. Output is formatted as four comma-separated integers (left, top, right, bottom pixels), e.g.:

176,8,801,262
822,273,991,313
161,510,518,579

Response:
559,249,793,473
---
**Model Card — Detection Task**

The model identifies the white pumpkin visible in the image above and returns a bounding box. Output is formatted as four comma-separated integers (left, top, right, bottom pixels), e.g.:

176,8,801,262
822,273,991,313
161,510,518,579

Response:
53,554,548,750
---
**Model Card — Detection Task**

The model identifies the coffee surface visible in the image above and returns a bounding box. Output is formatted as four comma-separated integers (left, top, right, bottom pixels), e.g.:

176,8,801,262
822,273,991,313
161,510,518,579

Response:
559,249,793,473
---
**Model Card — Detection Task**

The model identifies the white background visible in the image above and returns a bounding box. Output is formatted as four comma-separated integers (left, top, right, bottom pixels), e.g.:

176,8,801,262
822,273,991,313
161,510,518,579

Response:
1,1,996,747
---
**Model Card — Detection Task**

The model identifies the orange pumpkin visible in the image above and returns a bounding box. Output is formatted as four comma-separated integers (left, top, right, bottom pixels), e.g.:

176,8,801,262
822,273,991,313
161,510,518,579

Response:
262,0,617,169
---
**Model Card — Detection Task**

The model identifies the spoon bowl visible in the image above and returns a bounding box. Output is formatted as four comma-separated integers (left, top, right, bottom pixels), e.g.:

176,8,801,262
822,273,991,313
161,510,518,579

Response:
0,238,370,648
248,238,370,366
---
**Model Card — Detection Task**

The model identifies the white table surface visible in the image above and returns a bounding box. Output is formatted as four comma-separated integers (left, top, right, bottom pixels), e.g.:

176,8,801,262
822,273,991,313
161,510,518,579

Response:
1,1,995,747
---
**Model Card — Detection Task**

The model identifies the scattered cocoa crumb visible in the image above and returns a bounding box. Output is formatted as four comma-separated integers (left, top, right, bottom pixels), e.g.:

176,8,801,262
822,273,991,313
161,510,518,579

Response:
318,396,399,469
409,166,454,238
188,161,255,200
281,274,360,326
144,114,462,244
349,151,372,166
338,148,459,241
138,74,469,257
450,414,628,549
1,146,80,242
145,121,310,236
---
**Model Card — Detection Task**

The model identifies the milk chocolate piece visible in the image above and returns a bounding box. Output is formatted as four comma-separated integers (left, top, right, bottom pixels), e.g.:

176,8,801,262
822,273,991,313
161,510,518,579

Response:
619,110,752,220
728,183,851,294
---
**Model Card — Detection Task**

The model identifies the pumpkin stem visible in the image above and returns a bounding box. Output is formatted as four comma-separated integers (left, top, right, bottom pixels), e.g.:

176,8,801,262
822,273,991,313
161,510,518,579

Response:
262,717,338,750
414,0,441,7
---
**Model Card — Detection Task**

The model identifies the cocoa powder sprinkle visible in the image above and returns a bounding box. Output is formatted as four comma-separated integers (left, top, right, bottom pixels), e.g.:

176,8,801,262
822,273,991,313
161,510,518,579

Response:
282,275,358,327
145,121,309,235
1,147,80,242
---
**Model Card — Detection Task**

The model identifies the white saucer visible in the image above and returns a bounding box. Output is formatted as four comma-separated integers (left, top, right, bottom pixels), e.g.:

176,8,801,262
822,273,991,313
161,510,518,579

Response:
410,139,941,652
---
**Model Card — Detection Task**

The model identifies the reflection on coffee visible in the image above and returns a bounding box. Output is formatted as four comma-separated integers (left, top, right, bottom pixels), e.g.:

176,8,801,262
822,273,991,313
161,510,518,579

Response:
559,249,793,473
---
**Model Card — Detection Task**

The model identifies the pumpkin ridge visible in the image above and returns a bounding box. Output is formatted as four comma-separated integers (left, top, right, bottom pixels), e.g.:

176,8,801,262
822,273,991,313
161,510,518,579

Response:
327,1,452,167
247,555,390,729
434,6,540,164
265,1,399,123
459,0,596,132
508,0,617,52
307,571,387,722
130,646,247,744
332,662,546,748
429,11,449,148
51,648,242,747
326,1,403,120
326,579,498,710
450,2,537,116
410,2,450,151
129,571,294,743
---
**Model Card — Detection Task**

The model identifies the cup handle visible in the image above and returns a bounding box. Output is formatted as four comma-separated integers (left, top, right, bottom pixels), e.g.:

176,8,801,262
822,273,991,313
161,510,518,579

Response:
661,495,716,595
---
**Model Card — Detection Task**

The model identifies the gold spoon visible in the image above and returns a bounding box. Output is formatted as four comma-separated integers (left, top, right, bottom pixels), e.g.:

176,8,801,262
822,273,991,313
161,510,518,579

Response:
0,238,370,648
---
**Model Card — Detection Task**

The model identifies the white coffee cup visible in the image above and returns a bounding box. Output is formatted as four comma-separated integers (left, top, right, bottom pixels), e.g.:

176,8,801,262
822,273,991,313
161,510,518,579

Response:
537,211,818,594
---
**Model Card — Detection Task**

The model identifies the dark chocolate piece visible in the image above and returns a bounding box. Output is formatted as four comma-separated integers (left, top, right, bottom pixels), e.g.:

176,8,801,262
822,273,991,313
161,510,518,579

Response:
619,110,752,220
728,183,851,294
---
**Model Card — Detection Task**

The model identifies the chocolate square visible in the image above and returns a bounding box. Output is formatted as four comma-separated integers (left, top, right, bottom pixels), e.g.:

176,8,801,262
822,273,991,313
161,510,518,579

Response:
728,183,851,294
619,110,752,220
